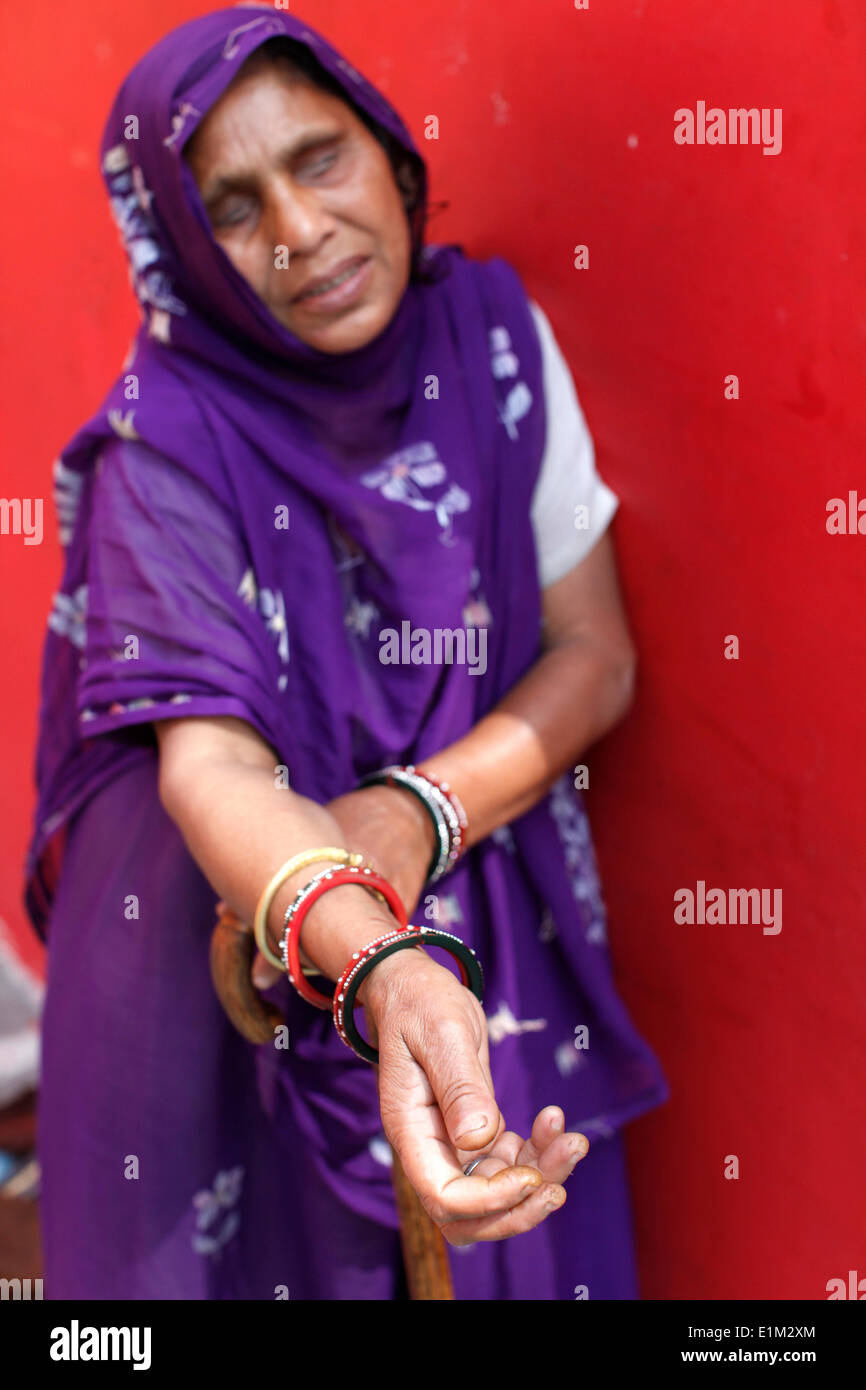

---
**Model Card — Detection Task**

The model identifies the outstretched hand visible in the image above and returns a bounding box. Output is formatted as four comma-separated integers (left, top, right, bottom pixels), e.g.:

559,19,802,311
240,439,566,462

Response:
243,783,590,1244
365,946,589,1245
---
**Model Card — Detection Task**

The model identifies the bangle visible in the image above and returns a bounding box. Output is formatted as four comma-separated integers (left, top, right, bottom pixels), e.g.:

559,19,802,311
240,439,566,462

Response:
253,847,364,971
413,767,468,840
358,765,467,883
333,925,485,1064
412,771,466,877
281,865,409,1010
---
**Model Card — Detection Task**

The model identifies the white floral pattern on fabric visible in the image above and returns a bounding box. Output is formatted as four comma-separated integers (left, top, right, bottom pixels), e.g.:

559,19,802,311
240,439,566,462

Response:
237,567,290,691
162,101,203,150
190,1166,244,1256
220,13,282,62
107,409,140,441
427,891,463,930
548,774,608,944
462,567,493,629
48,585,88,651
577,1113,616,1140
554,1039,584,1076
489,325,534,440
485,1001,548,1046
326,518,382,642
102,143,187,341
368,1135,393,1168
359,442,470,546
52,458,85,548
344,596,379,639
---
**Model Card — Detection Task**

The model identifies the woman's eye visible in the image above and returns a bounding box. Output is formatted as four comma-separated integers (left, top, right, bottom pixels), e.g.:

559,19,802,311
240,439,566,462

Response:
305,151,338,177
215,201,252,227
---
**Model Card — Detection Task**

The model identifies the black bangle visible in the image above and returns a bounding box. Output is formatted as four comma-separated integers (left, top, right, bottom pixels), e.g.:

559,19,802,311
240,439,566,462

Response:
333,927,485,1065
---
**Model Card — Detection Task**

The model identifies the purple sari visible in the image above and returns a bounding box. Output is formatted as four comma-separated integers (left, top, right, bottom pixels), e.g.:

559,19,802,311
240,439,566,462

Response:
24,6,668,1299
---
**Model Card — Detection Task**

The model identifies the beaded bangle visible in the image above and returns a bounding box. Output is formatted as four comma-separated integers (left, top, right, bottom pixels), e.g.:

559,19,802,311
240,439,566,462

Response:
333,925,485,1064
281,864,409,1010
253,847,365,971
359,765,468,883
413,766,468,840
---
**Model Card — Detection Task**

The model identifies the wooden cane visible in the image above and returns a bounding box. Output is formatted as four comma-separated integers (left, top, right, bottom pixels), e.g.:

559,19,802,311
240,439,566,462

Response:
209,901,455,1299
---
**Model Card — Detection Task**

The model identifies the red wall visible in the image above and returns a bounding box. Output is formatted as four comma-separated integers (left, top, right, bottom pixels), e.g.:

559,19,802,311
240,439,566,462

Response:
1,0,862,1300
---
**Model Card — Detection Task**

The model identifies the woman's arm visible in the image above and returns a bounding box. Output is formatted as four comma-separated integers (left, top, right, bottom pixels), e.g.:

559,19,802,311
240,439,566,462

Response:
324,527,636,914
154,715,582,1242
422,528,636,841
154,713,408,998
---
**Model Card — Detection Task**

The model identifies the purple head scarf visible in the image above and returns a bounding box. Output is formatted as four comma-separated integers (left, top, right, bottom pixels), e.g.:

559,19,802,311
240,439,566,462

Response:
24,4,667,1163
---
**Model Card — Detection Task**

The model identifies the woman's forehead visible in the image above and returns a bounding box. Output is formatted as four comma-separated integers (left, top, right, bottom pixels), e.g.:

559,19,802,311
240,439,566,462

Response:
184,60,353,166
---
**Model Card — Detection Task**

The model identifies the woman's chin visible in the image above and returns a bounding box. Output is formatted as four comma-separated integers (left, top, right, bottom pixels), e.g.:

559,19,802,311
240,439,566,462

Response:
279,300,394,354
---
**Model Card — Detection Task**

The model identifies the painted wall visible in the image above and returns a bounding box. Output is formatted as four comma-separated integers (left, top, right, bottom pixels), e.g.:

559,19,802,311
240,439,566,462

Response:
1,1,862,1299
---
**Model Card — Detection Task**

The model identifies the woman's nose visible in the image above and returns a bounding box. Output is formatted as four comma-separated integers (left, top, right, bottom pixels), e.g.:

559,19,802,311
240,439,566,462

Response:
266,176,334,257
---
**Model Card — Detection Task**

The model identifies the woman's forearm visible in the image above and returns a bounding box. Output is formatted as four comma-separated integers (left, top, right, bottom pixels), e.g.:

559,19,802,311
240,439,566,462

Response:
155,624,632,990
420,635,635,847
158,754,421,1000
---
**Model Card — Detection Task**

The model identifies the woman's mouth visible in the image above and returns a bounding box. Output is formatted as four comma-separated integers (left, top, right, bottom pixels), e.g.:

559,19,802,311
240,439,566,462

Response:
293,256,373,312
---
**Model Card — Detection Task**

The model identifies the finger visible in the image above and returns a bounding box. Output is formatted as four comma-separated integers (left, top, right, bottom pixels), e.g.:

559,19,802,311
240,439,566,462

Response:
376,1035,522,1219
432,1163,546,1224
416,1016,503,1152
442,1182,567,1245
515,1109,589,1183
389,1110,548,1224
456,1129,523,1176
251,949,283,991
516,1106,566,1165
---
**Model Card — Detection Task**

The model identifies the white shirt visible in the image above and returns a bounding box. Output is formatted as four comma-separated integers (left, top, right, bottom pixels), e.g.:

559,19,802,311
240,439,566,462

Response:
527,300,619,587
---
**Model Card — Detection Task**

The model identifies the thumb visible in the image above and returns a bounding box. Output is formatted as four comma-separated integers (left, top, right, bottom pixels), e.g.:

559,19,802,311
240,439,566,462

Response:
422,1023,502,1151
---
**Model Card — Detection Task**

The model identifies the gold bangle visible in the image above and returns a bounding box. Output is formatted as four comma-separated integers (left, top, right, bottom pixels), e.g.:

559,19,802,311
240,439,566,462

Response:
253,847,364,971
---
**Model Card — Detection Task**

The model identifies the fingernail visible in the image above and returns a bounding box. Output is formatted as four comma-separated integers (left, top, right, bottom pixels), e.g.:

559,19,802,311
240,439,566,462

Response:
544,1189,566,1213
568,1140,588,1170
549,1112,564,1134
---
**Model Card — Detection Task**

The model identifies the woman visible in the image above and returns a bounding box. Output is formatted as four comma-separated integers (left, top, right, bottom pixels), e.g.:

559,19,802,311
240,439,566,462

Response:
24,6,668,1299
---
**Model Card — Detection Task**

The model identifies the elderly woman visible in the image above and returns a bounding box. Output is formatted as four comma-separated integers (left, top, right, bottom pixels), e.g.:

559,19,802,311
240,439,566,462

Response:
24,6,667,1300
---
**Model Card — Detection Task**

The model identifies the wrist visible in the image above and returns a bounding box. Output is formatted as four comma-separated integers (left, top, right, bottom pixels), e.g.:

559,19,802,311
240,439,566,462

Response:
282,882,399,985
356,782,439,870
356,942,435,1012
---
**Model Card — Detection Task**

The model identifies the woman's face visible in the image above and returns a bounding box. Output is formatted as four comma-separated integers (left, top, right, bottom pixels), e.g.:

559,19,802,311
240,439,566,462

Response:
184,58,412,354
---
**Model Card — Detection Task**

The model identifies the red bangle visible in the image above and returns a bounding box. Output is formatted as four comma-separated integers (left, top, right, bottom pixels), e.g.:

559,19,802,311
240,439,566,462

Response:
282,865,409,1009
332,927,425,1055
332,925,484,1063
